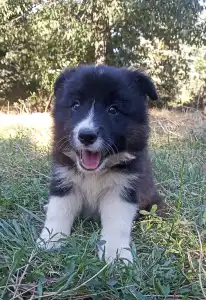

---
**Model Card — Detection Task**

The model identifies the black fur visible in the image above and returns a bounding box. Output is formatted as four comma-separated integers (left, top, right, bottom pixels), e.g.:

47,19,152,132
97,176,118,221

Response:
38,65,165,261
52,65,157,160
120,186,137,204
49,177,72,197
51,65,162,211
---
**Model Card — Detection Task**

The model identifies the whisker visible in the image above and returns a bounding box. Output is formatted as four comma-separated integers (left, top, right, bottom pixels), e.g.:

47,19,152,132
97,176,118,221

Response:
101,141,116,158
55,136,68,151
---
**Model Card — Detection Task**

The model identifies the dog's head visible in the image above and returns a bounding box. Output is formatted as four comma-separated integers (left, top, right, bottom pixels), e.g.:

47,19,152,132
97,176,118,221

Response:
53,65,157,172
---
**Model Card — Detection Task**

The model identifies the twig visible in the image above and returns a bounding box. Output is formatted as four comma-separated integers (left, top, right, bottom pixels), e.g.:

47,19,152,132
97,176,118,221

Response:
8,287,23,300
12,250,36,299
16,285,37,299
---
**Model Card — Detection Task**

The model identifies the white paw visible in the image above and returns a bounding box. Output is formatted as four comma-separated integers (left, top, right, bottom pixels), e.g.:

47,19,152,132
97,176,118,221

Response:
36,229,64,250
98,242,133,265
118,248,133,264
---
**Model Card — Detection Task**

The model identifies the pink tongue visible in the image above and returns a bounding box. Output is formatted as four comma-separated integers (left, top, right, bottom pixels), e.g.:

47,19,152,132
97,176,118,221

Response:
81,150,101,170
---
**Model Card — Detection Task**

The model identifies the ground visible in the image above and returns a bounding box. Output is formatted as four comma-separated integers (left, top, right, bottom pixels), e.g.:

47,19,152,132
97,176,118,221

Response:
0,109,206,300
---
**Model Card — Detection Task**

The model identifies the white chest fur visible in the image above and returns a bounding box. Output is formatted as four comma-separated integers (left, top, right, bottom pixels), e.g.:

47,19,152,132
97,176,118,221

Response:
54,164,137,210
39,164,138,264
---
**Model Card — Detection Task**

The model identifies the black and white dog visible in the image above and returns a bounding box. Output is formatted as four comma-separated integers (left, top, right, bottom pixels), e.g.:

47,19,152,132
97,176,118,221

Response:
37,65,163,264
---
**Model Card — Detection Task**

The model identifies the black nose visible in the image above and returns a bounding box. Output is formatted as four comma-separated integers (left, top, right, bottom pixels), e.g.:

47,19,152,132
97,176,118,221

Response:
78,129,98,145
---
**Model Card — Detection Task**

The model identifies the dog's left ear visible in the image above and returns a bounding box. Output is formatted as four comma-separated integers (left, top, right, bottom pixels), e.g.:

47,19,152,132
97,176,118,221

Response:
133,70,158,101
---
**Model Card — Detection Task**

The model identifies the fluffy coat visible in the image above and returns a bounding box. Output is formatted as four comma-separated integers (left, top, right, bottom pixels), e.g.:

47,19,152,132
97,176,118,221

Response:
37,65,163,263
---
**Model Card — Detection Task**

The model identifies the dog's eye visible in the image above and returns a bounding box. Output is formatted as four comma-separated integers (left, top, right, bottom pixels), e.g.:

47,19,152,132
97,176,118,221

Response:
71,101,80,111
108,105,118,115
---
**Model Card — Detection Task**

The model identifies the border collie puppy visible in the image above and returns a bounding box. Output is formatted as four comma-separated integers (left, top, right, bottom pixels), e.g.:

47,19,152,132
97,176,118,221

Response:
37,65,163,264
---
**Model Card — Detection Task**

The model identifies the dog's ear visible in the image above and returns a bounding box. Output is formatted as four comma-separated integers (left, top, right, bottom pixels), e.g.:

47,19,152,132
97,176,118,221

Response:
54,68,76,96
133,70,158,101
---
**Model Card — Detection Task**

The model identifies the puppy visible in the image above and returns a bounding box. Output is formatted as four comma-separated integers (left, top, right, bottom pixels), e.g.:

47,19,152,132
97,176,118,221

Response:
37,65,163,263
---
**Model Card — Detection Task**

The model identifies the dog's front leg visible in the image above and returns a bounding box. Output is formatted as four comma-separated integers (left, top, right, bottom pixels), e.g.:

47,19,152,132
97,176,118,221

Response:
37,190,82,250
98,189,137,264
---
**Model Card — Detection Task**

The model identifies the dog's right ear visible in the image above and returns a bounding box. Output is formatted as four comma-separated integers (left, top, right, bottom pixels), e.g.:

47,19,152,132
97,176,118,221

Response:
54,68,76,96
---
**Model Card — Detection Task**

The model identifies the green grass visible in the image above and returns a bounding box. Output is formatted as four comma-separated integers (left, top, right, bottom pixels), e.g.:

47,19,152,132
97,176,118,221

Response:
0,111,206,299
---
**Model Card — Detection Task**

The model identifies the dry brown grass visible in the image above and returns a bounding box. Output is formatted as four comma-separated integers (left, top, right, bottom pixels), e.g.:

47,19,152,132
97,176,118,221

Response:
1,109,205,150
150,108,206,139
1,108,205,135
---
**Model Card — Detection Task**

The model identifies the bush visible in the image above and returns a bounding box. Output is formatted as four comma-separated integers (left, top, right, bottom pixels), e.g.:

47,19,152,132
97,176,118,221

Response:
0,0,205,110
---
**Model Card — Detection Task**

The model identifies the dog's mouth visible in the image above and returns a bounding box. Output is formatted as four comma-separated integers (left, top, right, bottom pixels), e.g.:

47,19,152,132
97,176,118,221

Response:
79,150,102,170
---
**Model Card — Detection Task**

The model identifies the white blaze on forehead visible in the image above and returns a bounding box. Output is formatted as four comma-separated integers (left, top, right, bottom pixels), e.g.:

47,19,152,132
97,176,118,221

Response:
71,100,103,153
74,101,95,136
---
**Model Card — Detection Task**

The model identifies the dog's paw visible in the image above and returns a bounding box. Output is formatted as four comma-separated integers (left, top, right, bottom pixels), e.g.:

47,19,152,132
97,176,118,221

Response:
98,243,133,265
36,229,63,250
118,248,133,264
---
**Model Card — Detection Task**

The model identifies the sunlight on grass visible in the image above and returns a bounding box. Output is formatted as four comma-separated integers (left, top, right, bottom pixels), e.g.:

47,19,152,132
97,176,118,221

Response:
0,113,52,149
0,110,206,299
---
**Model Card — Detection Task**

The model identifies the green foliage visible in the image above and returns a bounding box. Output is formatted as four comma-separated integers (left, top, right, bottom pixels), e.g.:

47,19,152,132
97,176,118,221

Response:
0,0,205,109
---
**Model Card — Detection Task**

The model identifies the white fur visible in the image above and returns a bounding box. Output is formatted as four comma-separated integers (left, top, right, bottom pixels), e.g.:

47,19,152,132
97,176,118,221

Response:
98,191,137,263
103,152,136,169
37,194,82,249
73,102,102,151
74,104,95,138
38,164,138,263
63,149,136,174
55,164,138,209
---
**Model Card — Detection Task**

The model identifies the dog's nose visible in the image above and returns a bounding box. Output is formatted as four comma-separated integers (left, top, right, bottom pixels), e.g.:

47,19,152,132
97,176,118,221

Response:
78,129,98,145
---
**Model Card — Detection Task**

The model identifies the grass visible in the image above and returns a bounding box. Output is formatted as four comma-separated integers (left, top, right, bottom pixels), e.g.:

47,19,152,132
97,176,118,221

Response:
0,110,206,299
